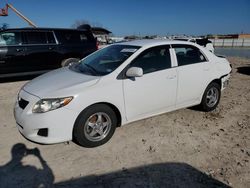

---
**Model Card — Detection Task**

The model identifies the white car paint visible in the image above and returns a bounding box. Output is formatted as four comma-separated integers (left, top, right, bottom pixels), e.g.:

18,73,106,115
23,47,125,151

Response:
14,40,231,144
123,66,177,121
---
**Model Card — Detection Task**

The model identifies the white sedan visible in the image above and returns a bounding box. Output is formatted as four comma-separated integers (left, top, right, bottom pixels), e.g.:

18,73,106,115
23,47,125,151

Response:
14,40,231,147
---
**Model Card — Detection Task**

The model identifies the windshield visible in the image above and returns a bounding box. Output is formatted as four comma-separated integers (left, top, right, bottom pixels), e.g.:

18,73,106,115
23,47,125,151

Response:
71,45,140,76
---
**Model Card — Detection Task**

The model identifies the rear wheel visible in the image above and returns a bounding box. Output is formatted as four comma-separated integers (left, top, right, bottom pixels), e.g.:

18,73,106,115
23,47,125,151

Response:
61,58,80,67
200,82,221,112
73,104,117,147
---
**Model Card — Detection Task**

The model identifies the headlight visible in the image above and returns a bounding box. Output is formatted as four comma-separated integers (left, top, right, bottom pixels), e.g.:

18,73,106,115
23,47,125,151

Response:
32,97,73,113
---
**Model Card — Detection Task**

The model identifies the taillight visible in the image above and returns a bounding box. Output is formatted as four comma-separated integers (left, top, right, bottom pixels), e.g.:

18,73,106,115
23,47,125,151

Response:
95,38,99,50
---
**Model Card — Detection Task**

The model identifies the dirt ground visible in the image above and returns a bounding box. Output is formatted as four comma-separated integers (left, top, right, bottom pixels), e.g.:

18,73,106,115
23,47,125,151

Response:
0,57,249,188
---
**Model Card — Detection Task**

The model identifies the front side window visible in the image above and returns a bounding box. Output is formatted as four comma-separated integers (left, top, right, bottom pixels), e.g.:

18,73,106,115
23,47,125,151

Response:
0,32,21,46
70,45,140,76
130,45,171,74
25,31,47,44
173,44,207,66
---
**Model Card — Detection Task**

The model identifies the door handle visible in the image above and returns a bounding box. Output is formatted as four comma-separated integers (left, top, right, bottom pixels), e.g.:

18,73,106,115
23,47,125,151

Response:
16,48,24,52
166,75,176,79
48,47,54,50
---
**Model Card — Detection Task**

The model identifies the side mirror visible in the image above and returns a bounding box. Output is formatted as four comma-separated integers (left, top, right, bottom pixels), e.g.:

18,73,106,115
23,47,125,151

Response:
126,67,143,77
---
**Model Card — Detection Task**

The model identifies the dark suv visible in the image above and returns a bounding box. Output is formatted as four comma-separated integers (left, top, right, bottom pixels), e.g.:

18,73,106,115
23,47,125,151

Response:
0,28,97,77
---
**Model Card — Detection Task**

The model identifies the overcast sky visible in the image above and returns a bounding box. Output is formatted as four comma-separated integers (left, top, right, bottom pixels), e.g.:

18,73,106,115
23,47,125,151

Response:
1,0,250,36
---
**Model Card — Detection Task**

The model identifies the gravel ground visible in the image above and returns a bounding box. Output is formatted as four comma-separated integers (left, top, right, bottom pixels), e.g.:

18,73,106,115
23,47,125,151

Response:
0,57,249,188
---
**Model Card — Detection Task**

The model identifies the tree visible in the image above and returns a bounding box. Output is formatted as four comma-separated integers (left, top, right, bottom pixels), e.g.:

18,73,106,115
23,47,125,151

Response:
71,19,104,29
71,19,90,28
0,23,9,30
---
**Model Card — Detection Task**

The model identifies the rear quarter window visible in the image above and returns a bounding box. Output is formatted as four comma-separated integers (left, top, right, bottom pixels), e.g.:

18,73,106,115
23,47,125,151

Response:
173,44,207,66
55,30,93,44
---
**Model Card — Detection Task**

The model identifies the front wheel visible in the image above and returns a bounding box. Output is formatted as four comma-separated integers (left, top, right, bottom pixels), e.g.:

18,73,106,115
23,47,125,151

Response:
73,104,117,147
200,82,221,112
61,58,80,67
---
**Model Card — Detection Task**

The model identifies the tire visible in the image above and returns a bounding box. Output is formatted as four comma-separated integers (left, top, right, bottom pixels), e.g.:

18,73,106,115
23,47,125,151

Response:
61,58,80,67
200,82,221,112
73,104,117,147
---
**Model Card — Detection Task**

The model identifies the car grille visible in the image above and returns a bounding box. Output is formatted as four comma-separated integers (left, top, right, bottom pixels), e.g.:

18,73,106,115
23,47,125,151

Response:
18,98,29,109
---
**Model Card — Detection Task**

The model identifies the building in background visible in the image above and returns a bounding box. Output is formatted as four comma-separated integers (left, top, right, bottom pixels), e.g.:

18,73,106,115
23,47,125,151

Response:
208,34,250,39
239,34,250,39
208,34,250,47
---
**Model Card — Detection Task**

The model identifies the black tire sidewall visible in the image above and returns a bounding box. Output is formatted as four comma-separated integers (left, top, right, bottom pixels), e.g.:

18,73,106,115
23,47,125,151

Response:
73,104,117,147
201,82,221,112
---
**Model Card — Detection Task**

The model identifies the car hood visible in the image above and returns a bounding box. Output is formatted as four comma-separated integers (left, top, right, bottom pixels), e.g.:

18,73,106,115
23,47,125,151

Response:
23,67,100,98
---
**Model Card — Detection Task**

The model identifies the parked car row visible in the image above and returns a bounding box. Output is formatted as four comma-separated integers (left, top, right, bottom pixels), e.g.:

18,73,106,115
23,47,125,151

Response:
0,27,97,77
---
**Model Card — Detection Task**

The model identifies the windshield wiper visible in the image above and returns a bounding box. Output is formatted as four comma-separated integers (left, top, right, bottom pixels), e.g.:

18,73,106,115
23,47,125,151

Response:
84,64,99,75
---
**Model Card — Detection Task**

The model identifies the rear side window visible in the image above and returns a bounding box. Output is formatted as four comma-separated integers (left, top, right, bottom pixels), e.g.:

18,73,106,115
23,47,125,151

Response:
173,44,207,66
0,32,21,46
130,45,171,74
25,31,47,44
24,31,56,44
56,31,91,44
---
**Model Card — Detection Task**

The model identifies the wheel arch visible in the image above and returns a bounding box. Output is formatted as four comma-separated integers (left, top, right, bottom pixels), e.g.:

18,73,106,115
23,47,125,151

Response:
199,78,222,104
74,102,122,128
199,78,222,111
210,78,222,89
96,102,122,127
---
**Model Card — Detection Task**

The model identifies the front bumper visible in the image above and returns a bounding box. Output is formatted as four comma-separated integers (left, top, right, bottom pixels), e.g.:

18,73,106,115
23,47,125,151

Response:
14,89,79,144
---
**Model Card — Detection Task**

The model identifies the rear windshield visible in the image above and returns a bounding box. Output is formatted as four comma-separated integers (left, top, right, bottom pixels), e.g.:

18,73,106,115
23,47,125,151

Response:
70,45,140,76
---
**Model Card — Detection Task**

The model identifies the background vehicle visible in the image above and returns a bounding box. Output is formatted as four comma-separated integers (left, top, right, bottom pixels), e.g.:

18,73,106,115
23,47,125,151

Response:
174,37,214,53
14,40,231,147
0,27,97,77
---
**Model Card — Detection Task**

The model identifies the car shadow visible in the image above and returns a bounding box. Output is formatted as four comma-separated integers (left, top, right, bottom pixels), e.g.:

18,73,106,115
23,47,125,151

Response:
237,65,250,76
0,74,41,83
55,163,230,188
1,143,231,188
188,105,202,111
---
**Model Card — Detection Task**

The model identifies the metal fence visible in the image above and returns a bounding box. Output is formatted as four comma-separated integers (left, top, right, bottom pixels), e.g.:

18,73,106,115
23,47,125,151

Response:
209,38,250,47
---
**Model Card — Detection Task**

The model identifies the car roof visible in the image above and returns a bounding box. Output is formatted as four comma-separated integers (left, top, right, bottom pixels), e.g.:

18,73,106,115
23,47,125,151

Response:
0,27,91,32
116,39,197,48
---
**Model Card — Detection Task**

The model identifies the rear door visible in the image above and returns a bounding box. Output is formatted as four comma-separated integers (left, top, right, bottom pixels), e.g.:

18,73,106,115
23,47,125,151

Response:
0,31,27,75
172,44,210,107
23,31,60,71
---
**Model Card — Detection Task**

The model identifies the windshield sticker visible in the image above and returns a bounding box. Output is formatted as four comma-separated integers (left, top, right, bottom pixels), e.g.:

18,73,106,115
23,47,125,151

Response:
121,48,138,53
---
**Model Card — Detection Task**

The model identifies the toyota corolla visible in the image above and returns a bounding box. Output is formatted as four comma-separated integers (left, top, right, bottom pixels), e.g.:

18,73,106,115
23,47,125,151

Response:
14,40,231,147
